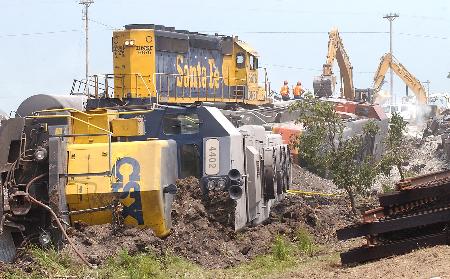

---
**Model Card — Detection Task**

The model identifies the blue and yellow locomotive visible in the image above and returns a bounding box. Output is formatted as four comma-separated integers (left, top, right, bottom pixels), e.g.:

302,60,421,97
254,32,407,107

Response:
112,24,270,106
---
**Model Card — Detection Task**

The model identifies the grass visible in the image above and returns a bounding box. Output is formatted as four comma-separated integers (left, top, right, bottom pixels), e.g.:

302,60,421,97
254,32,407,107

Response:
294,228,315,256
1,230,334,279
271,235,292,261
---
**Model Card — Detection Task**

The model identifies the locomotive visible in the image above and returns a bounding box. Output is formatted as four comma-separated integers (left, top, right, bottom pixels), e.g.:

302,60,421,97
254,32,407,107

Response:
110,24,270,106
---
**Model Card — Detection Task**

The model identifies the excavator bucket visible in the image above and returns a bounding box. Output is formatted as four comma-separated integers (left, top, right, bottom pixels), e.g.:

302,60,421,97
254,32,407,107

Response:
313,75,335,98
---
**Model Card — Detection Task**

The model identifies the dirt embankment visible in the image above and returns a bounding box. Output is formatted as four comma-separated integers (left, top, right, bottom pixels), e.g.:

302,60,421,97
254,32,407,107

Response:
57,167,356,269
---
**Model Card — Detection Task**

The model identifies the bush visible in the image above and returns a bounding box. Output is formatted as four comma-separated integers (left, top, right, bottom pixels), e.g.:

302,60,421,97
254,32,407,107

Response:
271,235,291,261
294,228,314,256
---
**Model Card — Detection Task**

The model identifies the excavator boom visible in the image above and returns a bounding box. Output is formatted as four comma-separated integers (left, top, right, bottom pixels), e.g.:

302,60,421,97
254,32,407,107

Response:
372,53,427,104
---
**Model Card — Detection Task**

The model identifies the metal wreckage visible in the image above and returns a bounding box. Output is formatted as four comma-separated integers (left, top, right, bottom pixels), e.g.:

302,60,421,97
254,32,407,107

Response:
0,24,388,263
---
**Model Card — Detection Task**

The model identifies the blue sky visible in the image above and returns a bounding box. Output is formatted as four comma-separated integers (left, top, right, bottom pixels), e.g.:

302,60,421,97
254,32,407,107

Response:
1,0,449,112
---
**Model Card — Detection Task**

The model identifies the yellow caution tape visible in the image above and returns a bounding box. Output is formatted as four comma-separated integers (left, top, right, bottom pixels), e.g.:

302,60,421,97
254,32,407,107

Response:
287,189,341,197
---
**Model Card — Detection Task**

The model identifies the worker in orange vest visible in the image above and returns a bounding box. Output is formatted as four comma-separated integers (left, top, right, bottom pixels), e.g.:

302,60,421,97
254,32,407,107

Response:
280,81,290,101
293,81,304,100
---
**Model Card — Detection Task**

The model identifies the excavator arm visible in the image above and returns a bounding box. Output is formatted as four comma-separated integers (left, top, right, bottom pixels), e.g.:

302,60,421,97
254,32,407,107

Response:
314,28,355,99
373,53,391,92
372,53,427,104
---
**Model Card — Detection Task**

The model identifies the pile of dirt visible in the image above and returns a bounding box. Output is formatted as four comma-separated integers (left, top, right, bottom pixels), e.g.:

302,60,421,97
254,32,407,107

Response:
51,167,356,269
291,164,339,194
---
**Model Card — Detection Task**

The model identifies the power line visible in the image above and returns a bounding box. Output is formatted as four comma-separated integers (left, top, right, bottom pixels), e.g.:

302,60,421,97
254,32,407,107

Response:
264,64,321,72
0,29,80,38
0,28,447,41
264,63,374,74
397,32,448,40
244,31,388,34
88,18,117,30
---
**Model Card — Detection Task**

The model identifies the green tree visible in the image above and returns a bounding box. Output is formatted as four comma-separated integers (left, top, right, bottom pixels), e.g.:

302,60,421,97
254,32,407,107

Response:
290,94,387,214
379,112,409,179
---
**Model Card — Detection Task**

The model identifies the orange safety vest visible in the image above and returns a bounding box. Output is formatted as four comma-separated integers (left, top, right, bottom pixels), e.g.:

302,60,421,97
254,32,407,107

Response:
293,85,303,96
280,85,289,96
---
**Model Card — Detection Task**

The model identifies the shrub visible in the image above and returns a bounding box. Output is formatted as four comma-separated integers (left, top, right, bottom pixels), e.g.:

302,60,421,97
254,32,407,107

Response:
271,235,291,261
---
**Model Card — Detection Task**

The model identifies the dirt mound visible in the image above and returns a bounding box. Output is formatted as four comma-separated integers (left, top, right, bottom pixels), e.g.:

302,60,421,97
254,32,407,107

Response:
59,169,357,269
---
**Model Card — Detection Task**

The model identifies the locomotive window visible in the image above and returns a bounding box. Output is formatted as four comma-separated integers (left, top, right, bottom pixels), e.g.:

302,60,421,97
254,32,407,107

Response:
236,53,245,68
163,114,200,135
180,144,201,178
249,55,258,70
249,56,255,70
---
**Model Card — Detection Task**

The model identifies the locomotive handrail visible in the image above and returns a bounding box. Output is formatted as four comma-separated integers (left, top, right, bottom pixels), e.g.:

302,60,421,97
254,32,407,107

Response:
71,72,254,104
152,72,248,102
34,107,154,117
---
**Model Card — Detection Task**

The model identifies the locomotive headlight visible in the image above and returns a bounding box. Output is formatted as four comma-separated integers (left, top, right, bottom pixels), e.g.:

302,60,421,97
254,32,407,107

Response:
34,147,48,162
217,178,227,190
207,179,217,190
124,40,134,46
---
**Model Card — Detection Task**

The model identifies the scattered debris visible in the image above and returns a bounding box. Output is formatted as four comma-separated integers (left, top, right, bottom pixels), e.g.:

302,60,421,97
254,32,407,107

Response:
338,169,450,265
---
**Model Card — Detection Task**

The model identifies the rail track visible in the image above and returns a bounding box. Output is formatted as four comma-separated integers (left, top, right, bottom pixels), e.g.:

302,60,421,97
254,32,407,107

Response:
337,169,450,265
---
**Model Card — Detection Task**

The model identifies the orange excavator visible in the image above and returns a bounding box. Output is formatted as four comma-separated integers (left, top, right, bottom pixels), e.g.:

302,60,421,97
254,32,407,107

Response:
313,28,355,100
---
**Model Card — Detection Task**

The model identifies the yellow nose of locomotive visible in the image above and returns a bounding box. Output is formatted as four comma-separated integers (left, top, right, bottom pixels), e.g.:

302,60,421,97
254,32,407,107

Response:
64,110,177,238
65,140,177,237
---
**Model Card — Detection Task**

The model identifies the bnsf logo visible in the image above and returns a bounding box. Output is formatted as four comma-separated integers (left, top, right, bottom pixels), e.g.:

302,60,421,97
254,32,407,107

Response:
112,157,144,225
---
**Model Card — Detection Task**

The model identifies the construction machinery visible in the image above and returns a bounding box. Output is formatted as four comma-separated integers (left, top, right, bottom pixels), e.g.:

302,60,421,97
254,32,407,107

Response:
313,28,355,100
372,53,427,105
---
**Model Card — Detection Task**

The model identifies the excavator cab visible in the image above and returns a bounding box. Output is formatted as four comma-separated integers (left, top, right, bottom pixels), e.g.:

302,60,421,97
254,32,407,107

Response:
313,75,335,98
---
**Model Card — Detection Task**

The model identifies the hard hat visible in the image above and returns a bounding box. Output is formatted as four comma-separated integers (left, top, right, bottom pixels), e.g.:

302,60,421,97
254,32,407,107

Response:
297,81,301,85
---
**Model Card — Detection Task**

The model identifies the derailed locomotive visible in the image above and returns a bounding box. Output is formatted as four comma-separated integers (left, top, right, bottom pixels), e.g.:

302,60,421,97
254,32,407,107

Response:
0,93,291,262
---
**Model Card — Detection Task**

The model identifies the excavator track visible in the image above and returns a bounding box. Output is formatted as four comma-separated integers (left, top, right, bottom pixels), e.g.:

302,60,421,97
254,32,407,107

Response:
337,169,450,265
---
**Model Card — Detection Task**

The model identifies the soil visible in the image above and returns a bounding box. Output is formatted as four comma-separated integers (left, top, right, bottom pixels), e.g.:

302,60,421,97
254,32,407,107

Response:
61,170,358,269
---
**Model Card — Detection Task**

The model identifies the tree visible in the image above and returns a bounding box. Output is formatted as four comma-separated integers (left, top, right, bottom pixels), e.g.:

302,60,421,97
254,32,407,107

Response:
379,112,409,179
290,94,387,215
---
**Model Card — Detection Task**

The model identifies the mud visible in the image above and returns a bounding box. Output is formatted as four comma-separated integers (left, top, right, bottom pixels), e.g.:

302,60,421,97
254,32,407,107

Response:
50,167,355,269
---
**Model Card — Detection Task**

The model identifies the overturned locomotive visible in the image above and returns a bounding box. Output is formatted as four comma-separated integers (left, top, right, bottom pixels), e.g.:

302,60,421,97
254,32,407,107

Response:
0,93,291,262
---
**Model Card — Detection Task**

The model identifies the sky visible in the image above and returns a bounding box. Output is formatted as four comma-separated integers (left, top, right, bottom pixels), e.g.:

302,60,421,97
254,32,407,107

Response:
0,0,449,113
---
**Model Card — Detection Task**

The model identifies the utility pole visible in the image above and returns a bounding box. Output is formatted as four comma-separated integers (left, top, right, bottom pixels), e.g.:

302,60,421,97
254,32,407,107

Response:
383,13,399,105
80,0,94,95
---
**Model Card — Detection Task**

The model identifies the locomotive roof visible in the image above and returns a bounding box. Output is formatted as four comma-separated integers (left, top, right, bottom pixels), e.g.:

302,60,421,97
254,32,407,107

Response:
124,24,230,41
124,24,234,51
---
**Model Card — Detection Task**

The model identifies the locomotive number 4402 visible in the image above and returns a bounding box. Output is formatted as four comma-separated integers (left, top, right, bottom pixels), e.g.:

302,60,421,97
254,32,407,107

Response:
205,138,220,175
